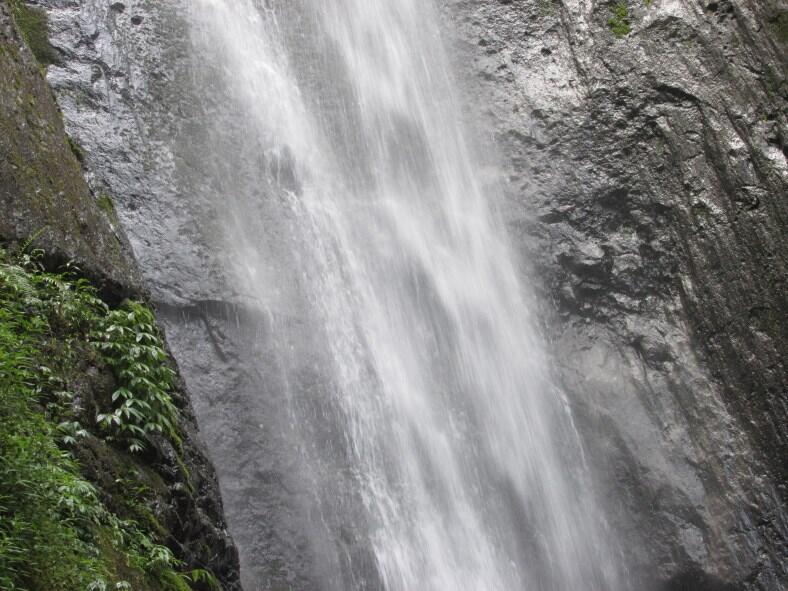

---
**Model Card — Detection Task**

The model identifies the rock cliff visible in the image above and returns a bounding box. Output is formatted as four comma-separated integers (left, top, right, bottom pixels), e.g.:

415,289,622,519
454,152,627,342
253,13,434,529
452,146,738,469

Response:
0,0,139,297
442,0,787,587
0,2,241,588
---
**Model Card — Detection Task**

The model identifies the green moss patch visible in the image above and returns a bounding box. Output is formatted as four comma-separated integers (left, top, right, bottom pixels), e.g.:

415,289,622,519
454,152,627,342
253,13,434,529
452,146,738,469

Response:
67,135,86,164
770,10,788,44
608,2,631,38
538,0,559,17
764,65,787,99
97,193,122,227
9,1,58,67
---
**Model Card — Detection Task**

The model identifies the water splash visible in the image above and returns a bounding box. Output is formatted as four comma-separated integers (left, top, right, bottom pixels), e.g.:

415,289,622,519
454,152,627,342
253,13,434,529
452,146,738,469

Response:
189,1,622,589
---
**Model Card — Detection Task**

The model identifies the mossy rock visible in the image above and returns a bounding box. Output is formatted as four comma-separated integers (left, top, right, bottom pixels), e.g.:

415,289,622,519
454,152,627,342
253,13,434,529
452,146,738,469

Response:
97,193,121,226
0,2,142,298
770,10,788,44
8,0,58,66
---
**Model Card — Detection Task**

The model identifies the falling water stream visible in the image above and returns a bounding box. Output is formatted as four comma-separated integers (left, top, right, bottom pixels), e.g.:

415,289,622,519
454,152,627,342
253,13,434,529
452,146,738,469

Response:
189,1,622,589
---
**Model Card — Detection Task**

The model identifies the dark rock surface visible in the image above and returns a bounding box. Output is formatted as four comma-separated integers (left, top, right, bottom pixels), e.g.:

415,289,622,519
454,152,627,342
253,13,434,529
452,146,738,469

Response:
0,2,241,588
441,0,788,587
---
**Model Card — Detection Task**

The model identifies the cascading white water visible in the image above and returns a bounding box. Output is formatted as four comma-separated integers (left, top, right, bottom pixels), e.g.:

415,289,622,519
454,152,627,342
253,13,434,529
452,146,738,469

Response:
189,1,623,589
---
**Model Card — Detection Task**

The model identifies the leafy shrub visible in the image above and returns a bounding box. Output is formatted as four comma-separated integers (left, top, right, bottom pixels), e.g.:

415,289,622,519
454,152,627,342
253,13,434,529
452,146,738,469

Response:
0,248,209,590
0,300,106,589
0,252,108,588
94,302,180,453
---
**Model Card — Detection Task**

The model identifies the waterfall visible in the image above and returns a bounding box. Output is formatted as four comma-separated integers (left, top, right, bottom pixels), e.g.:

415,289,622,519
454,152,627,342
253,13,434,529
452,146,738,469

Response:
188,1,623,589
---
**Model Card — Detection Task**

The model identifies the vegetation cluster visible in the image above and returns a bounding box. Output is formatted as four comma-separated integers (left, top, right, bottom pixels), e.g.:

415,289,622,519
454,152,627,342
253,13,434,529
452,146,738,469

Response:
608,2,631,38
0,247,216,591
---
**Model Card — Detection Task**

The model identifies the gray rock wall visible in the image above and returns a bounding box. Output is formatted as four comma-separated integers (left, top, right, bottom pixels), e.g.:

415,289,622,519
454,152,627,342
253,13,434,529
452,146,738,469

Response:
35,2,314,588
441,0,787,587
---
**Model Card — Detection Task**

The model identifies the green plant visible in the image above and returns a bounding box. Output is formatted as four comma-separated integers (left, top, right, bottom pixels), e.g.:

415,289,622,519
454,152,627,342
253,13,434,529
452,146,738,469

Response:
0,252,110,589
185,569,223,591
0,248,208,590
94,301,180,453
608,2,631,38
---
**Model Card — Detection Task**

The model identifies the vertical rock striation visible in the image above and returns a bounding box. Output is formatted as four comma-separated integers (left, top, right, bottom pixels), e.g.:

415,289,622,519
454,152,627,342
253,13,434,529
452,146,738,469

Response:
442,0,787,588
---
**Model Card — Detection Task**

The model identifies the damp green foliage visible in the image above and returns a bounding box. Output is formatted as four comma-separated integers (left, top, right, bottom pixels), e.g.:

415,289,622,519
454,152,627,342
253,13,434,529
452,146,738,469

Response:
94,301,181,454
184,570,222,591
0,260,104,589
8,0,57,67
0,248,201,590
608,2,631,38
643,0,653,7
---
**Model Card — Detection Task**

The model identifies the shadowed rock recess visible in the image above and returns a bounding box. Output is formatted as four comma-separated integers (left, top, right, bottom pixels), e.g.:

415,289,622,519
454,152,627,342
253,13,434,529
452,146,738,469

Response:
0,2,241,588
21,0,787,590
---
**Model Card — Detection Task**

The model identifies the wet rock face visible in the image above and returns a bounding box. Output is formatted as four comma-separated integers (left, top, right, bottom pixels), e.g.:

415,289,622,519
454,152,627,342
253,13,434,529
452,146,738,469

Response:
0,1,140,298
38,0,228,307
37,2,315,587
442,0,787,588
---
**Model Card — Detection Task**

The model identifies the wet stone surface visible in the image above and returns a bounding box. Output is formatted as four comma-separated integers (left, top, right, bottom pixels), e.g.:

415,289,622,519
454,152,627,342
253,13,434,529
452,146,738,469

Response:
441,0,788,588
